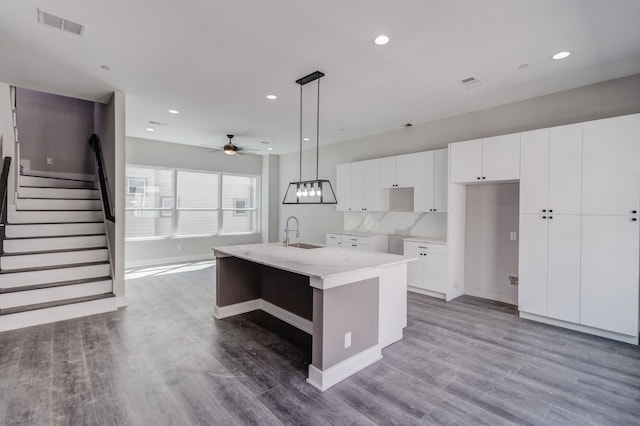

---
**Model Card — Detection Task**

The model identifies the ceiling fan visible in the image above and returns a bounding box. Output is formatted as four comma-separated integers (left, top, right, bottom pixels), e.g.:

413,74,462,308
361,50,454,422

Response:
201,134,259,155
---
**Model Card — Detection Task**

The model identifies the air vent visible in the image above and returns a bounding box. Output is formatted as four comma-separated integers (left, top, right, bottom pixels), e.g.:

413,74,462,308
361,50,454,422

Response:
459,77,484,90
148,121,168,126
38,9,84,36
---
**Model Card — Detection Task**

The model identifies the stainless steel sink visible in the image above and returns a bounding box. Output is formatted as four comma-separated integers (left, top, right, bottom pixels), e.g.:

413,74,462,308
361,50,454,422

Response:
286,242,322,249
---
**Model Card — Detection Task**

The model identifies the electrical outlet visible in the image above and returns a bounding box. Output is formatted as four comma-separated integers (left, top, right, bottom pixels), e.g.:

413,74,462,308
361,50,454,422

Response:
510,232,517,241
344,332,351,348
46,157,53,165
454,282,460,289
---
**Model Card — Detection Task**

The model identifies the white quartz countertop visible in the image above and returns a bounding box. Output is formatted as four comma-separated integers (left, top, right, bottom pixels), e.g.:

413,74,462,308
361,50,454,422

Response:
403,237,448,245
213,242,413,281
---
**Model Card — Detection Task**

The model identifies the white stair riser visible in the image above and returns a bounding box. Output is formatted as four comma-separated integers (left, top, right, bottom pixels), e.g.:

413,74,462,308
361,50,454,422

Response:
1,249,108,270
20,176,94,189
5,223,105,238
0,298,116,332
16,198,101,211
0,280,113,310
8,210,103,223
4,235,107,253
0,264,111,288
18,187,99,200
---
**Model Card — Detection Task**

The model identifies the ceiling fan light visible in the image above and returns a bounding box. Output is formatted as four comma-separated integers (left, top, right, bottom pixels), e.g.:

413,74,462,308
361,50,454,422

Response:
223,144,237,155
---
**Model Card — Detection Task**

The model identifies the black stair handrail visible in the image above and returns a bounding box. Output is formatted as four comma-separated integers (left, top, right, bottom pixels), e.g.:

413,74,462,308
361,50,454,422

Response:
0,156,11,225
88,134,115,222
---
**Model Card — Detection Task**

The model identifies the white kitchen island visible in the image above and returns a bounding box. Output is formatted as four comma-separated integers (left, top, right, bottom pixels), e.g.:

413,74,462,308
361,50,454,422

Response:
213,242,413,391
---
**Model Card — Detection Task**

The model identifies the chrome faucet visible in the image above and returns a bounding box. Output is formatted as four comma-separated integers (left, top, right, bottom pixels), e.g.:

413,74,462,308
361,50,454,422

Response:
284,216,300,247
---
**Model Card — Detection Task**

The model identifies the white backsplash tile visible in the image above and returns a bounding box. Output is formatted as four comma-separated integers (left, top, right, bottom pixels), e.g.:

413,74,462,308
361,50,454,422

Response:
344,211,447,239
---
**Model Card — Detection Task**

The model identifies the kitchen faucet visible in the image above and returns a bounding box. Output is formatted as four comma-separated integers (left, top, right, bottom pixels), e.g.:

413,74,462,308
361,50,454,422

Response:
284,216,300,247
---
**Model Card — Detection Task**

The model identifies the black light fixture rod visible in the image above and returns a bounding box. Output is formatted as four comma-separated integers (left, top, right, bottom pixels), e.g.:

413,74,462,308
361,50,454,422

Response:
296,71,325,86
316,78,320,180
299,85,303,182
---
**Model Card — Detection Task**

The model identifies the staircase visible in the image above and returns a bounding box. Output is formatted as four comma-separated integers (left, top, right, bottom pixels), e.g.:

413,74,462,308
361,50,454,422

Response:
0,174,116,332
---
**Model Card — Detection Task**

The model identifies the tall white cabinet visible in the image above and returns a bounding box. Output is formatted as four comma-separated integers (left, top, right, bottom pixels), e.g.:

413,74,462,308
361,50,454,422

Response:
517,115,640,344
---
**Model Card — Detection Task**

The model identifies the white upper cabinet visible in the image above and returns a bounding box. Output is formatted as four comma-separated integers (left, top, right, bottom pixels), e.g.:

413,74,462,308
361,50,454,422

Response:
414,149,448,212
364,159,385,212
482,133,521,181
450,134,520,183
450,139,483,183
336,163,351,212
520,124,582,215
350,161,366,211
582,114,640,216
380,154,415,188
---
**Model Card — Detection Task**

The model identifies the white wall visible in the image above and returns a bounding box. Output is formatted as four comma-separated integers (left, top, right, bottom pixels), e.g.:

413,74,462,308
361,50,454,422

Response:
16,88,94,175
279,74,640,245
125,136,263,267
464,184,519,304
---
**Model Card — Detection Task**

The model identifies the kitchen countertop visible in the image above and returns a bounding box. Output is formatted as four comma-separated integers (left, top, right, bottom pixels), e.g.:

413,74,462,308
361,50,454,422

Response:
213,242,413,281
326,230,389,237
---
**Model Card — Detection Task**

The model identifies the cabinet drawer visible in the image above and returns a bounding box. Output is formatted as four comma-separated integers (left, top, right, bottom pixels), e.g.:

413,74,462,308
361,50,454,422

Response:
343,235,370,245
404,241,448,255
326,233,342,242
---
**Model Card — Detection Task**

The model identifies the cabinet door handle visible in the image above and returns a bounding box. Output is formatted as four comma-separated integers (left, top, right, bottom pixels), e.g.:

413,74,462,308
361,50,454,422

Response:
542,209,546,212
477,177,481,180
542,216,547,219
633,218,638,222
549,216,553,219
549,209,553,213
482,176,486,180
633,210,638,214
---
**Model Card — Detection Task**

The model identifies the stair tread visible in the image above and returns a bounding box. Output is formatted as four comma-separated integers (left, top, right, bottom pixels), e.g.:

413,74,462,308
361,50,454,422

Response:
0,276,113,294
0,293,114,315
15,209,101,212
4,233,106,241
2,247,108,257
17,197,100,200
0,261,110,275
20,174,94,183
6,222,104,226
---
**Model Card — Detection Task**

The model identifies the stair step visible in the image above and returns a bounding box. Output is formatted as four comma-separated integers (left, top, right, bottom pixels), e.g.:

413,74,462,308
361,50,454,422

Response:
0,295,117,332
16,198,102,211
0,262,111,289
18,187,99,200
20,175,94,189
1,248,109,270
3,235,107,253
0,275,113,293
8,210,103,224
5,223,105,238
0,279,113,312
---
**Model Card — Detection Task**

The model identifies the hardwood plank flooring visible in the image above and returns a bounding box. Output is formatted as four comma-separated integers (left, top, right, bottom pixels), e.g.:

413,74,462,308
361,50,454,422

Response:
0,262,638,425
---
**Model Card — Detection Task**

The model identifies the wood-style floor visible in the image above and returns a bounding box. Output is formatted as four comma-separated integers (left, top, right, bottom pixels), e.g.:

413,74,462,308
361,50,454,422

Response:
1,262,639,425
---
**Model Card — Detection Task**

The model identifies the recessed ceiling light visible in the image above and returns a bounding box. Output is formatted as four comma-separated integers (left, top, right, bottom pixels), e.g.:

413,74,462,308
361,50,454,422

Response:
168,109,180,114
266,94,277,100
267,147,274,151
373,35,390,46
303,138,310,141
552,51,571,60
146,127,155,132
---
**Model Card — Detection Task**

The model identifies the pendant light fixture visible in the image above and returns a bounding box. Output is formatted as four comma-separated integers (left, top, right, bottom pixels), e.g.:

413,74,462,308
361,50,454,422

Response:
282,71,337,205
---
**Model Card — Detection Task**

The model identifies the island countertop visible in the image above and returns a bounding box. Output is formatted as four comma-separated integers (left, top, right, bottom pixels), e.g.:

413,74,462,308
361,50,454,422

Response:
213,242,413,281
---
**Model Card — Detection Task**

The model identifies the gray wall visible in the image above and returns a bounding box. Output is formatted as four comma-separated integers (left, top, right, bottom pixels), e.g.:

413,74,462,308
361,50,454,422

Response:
16,87,94,175
279,74,640,245
126,136,263,267
464,184,519,304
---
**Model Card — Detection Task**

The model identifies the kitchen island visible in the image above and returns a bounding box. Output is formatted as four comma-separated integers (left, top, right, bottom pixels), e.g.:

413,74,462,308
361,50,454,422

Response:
212,242,413,391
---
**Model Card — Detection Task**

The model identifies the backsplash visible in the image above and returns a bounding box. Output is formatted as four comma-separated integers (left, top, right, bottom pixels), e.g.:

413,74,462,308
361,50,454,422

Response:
343,211,447,239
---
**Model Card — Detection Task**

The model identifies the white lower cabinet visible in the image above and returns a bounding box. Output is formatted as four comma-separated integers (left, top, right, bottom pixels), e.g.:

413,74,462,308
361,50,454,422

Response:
404,241,448,297
325,233,388,252
580,215,639,337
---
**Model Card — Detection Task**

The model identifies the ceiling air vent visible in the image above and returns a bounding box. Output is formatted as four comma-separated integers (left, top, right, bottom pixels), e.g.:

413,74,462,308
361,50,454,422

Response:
459,77,484,90
148,121,168,126
37,9,85,36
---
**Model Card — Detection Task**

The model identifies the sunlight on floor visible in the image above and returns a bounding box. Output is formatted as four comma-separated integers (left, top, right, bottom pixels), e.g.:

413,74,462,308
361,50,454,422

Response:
125,260,215,280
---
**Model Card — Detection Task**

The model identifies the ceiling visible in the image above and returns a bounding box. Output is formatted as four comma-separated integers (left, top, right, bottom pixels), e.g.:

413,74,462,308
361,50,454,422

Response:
1,1,639,155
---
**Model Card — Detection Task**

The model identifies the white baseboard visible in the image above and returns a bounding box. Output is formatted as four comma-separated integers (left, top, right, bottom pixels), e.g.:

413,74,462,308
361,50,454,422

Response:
519,312,638,345
213,298,313,334
407,286,446,300
125,254,213,269
307,344,382,392
116,296,128,308
464,286,517,305
260,300,313,334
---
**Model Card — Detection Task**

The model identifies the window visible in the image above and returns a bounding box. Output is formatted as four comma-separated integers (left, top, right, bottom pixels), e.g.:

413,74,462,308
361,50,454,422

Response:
125,165,259,240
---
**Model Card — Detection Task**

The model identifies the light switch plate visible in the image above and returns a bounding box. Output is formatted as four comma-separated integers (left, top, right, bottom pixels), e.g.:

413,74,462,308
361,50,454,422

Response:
510,232,517,241
46,157,53,165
